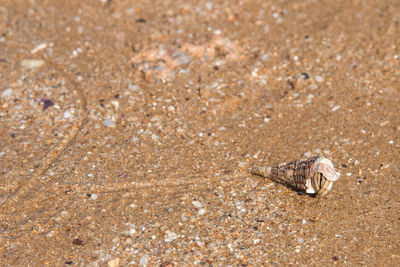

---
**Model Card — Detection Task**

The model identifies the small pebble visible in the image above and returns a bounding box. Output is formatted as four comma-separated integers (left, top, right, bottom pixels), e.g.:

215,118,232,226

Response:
172,51,191,65
1,88,13,98
89,193,98,200
20,59,45,69
46,231,55,238
261,54,269,61
198,208,205,215
129,85,140,91
315,75,324,82
38,98,54,110
103,119,115,127
332,105,341,112
192,200,202,208
63,111,73,119
167,105,175,111
304,151,312,157
164,231,178,242
108,258,120,267
139,254,149,266
301,73,310,79
214,29,222,35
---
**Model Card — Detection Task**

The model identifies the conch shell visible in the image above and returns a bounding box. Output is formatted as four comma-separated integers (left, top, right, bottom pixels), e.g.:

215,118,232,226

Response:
250,156,340,196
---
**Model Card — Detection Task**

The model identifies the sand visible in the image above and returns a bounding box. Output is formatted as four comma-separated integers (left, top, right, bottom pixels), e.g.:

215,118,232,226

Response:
1,0,399,265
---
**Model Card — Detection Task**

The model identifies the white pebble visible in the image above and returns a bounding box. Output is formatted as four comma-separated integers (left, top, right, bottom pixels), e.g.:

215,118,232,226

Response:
90,193,98,200
139,254,149,266
315,75,324,82
389,140,394,144
20,59,44,69
346,173,352,177
103,119,115,127
192,201,202,208
331,105,341,112
261,54,269,61
263,117,271,123
304,151,312,157
46,231,55,237
167,105,175,111
63,110,73,119
298,238,304,244
198,208,205,215
164,230,178,242
211,27,221,34
129,84,140,91
263,24,269,33
1,88,13,98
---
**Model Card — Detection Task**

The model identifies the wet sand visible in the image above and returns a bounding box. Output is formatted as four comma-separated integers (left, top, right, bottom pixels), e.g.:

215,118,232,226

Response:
1,0,399,266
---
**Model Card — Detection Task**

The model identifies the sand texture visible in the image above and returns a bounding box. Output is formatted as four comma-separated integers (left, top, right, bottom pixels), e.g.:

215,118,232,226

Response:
1,0,399,266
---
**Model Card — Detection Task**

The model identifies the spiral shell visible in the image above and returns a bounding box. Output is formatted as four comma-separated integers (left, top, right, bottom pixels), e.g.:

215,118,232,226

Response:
250,156,340,196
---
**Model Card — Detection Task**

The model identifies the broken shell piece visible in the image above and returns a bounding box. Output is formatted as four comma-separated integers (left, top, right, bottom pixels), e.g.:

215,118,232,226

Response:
250,156,340,196
20,59,45,69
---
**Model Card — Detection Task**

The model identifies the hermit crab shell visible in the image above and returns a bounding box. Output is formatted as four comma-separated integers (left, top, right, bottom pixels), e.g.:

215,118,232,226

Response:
250,156,340,196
